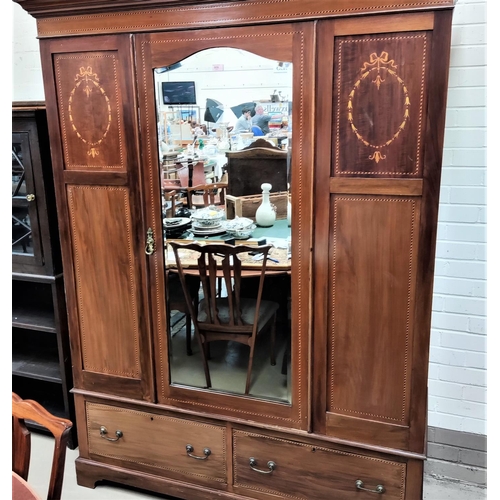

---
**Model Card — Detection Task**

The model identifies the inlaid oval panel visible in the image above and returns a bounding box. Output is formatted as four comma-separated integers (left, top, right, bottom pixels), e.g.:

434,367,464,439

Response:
55,52,124,170
68,67,112,155
334,33,429,177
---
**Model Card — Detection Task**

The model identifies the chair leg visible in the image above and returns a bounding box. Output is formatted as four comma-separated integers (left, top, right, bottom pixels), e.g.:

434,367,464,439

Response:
281,345,288,375
166,305,173,355
204,341,211,360
186,313,192,355
245,339,257,395
197,334,211,389
281,333,291,375
187,283,198,356
270,314,277,366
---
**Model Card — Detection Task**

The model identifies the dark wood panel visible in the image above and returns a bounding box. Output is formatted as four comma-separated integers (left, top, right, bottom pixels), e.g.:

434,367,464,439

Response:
327,196,420,431
63,171,128,185
330,178,423,195
145,24,294,71
326,413,409,450
67,185,142,378
333,11,434,35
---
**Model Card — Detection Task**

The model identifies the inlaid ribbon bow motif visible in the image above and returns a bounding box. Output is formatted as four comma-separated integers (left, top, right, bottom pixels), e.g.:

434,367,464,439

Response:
347,52,410,164
68,66,112,158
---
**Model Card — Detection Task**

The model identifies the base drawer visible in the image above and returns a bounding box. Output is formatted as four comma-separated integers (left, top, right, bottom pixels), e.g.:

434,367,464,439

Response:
86,402,226,485
233,430,406,499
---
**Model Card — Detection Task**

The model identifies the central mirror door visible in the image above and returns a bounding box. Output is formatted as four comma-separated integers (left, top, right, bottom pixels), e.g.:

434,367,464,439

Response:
155,47,293,403
136,24,313,429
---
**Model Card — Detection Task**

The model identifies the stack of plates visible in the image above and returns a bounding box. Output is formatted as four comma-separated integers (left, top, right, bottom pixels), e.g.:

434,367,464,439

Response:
190,221,226,237
163,217,191,238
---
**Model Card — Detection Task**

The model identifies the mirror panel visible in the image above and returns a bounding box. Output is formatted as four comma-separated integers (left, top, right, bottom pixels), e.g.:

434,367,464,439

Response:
155,48,293,404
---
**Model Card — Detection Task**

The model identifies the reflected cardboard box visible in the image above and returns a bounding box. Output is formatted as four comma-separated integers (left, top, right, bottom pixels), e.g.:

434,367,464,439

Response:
226,192,288,221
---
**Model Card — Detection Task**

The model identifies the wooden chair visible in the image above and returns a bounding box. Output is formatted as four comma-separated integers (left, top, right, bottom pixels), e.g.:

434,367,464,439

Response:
12,392,73,500
175,159,206,188
163,189,184,218
186,182,228,209
170,242,279,394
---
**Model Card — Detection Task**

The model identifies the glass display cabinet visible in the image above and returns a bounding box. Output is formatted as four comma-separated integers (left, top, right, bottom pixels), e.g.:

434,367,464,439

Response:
11,103,77,448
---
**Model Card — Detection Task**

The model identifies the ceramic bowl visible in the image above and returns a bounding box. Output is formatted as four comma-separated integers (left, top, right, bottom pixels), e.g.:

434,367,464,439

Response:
226,225,256,239
190,206,225,227
222,218,256,239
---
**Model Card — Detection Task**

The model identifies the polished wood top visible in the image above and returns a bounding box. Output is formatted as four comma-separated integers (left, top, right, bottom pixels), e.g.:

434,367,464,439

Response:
14,0,455,37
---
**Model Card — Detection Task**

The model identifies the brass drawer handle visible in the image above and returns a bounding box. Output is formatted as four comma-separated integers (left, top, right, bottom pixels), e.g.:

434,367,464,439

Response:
249,457,276,474
355,479,385,494
100,426,123,442
186,444,211,460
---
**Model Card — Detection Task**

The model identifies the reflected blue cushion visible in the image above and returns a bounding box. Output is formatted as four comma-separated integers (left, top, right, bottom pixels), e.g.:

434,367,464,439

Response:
251,126,264,136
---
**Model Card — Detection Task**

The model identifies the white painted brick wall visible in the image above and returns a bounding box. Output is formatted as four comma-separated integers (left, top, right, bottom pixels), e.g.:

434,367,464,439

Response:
10,1,488,437
430,0,487,436
12,3,44,102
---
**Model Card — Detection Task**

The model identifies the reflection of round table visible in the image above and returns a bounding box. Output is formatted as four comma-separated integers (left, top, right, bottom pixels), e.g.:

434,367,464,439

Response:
12,472,41,500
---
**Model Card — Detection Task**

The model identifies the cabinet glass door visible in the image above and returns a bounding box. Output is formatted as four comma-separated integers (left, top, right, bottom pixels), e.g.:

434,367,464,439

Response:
12,132,43,266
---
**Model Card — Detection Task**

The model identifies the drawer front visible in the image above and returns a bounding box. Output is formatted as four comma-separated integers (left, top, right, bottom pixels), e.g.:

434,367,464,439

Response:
233,430,406,499
87,402,226,483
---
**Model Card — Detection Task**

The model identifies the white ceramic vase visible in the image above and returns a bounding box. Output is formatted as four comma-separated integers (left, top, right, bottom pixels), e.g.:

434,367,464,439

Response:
255,183,276,227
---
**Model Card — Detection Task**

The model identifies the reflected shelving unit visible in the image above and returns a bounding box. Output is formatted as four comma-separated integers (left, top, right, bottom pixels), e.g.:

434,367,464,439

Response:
12,102,77,449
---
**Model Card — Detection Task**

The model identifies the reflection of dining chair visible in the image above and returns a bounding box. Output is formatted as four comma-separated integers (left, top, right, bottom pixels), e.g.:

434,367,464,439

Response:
163,189,183,217
185,181,228,298
166,272,200,356
175,160,206,188
186,182,228,209
170,242,279,395
163,159,208,209
12,392,73,500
